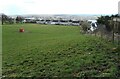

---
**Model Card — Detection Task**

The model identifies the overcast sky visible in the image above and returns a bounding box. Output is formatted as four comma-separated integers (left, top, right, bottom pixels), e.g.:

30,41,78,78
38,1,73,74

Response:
0,0,120,15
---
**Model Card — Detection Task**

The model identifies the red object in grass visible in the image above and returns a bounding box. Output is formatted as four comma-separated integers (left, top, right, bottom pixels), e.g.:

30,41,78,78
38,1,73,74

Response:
19,28,24,32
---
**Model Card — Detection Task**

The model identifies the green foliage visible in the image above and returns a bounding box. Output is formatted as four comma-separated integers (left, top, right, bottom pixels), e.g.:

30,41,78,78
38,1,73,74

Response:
16,16,24,23
1,14,9,25
1,14,15,25
97,15,112,31
2,24,120,77
81,21,91,33
97,14,120,32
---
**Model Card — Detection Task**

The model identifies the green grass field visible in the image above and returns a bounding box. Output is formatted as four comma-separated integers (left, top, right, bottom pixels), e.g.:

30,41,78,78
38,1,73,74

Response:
0,25,2,77
2,24,120,77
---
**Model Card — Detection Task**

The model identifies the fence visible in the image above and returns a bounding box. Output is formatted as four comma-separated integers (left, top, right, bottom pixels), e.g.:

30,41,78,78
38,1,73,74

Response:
92,20,120,46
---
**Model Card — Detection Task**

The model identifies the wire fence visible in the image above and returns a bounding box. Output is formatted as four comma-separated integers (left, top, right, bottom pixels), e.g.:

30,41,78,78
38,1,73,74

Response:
91,22,120,47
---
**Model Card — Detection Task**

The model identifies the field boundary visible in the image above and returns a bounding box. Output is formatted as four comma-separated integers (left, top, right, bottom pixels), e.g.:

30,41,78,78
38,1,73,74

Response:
0,18,2,78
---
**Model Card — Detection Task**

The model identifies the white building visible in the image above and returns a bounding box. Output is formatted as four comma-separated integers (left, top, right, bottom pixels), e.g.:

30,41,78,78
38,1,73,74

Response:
71,20,80,26
24,17,36,23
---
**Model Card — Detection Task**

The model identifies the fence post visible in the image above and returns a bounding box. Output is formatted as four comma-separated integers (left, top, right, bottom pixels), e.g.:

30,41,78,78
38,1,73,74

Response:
112,22,115,44
118,22,120,46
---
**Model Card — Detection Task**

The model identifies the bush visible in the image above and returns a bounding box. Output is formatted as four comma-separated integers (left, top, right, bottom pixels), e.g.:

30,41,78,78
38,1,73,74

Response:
81,21,91,33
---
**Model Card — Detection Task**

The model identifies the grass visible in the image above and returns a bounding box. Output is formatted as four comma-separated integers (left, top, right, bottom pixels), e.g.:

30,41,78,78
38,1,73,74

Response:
2,24,120,77
0,24,2,77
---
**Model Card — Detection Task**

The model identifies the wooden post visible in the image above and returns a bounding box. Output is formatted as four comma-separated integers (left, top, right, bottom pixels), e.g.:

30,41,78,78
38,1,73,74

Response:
113,18,120,45
117,22,120,46
112,22,115,44
117,18,120,46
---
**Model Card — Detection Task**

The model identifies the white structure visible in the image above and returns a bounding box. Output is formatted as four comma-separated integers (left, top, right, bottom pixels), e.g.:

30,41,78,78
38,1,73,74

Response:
59,20,69,25
50,20,59,25
113,18,120,22
22,20,26,23
36,20,46,24
71,20,80,26
24,17,36,23
88,20,97,31
11,16,17,24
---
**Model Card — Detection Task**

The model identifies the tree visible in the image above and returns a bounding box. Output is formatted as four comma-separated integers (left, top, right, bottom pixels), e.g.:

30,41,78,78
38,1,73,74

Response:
1,14,9,25
97,15,112,32
16,16,24,23
97,14,119,32
8,17,14,24
81,21,91,33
